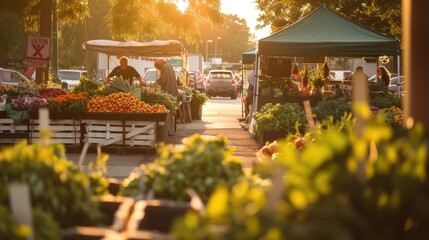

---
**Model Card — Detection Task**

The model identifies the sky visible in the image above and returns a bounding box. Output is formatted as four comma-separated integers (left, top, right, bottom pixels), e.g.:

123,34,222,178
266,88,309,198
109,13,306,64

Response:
176,0,271,40
220,0,271,40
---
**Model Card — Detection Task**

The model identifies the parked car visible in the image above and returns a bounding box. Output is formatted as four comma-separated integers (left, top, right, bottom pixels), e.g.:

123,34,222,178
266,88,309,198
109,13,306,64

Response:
206,70,237,99
368,73,399,83
388,76,405,92
0,68,30,87
58,69,88,90
143,68,159,86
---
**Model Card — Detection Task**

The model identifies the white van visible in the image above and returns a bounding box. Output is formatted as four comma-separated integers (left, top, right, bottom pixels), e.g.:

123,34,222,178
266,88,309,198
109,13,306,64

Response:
58,69,88,90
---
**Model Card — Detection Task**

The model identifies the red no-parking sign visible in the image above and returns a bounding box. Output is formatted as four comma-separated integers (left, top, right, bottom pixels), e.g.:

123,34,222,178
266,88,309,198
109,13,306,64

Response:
26,36,50,67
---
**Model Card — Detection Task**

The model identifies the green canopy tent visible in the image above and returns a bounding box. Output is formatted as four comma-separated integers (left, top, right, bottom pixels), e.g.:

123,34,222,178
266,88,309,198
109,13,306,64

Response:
251,5,401,113
242,48,256,64
258,5,400,57
240,48,257,118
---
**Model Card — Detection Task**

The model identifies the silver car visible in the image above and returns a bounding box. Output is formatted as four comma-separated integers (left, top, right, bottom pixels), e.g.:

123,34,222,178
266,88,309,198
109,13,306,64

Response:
0,68,30,87
206,70,237,99
58,69,88,90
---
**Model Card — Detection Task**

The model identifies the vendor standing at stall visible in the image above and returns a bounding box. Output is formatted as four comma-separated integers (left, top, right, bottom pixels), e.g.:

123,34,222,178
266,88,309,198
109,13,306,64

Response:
104,57,146,86
154,59,178,96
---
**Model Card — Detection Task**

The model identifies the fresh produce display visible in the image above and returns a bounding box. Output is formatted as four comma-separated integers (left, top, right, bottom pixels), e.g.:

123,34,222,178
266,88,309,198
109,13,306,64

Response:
173,108,429,240
312,98,352,122
254,103,308,135
102,76,141,100
47,92,89,113
87,92,167,113
0,141,101,227
72,76,103,95
38,88,68,99
119,134,244,202
141,89,178,113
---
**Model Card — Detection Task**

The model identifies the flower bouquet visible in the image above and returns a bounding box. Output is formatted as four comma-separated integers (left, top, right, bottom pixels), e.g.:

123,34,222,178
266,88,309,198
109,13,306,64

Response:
28,97,47,112
11,97,29,111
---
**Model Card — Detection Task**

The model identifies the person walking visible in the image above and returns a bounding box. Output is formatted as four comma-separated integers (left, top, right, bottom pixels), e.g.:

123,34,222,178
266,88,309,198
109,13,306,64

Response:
154,59,178,96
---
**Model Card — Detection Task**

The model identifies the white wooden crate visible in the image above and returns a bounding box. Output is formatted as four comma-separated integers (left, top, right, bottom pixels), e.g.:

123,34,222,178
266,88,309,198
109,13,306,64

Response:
29,119,81,146
82,120,156,148
0,118,28,144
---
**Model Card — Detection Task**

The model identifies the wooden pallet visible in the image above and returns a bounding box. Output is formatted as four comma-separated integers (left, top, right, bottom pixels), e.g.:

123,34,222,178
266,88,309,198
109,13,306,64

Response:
29,119,81,146
0,118,29,144
82,119,156,148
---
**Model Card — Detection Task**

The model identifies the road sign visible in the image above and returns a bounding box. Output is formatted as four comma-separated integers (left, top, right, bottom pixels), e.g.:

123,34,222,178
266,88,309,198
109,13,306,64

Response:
26,36,50,67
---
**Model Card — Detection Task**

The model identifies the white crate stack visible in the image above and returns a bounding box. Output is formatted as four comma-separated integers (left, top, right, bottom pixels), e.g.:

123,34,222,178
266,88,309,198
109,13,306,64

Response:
82,120,157,148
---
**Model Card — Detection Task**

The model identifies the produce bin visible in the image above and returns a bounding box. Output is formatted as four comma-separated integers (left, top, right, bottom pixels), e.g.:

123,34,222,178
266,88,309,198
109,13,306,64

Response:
0,111,29,144
81,112,168,151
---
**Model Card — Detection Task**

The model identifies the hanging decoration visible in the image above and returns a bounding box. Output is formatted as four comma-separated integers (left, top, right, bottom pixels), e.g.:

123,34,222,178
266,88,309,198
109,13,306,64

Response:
321,62,330,79
292,63,300,80
379,55,390,64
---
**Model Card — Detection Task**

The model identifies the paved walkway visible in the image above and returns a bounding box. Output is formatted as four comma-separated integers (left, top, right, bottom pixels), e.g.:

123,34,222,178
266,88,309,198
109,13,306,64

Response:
66,97,259,179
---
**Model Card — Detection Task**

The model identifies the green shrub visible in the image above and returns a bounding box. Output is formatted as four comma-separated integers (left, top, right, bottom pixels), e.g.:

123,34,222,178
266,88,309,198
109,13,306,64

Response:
173,107,429,239
0,141,101,227
119,134,244,203
254,103,308,134
0,205,60,240
370,92,402,109
312,98,352,122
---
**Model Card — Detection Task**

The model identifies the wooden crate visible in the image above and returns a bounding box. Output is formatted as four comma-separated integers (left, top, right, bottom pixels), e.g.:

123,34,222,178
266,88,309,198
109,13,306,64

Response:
82,119,156,148
0,118,29,144
29,119,81,146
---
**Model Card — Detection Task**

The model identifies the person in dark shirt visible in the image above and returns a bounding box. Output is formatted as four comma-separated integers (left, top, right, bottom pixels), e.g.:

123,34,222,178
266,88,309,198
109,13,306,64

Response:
104,57,146,86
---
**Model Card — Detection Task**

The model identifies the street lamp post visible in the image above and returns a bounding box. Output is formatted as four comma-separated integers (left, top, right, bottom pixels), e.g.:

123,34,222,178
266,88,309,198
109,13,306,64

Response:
214,37,221,62
205,40,213,62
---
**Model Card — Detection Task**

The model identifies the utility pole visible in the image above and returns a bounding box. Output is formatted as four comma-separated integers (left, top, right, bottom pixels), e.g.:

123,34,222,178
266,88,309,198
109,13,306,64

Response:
37,0,53,84
52,0,58,81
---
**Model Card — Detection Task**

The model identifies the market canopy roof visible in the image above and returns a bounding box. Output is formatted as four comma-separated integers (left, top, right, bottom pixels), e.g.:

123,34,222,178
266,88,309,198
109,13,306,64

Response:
82,39,187,57
258,5,400,57
242,48,256,64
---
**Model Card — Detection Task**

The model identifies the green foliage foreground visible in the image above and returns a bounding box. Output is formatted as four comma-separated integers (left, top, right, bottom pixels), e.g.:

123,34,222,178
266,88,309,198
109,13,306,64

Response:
173,106,429,240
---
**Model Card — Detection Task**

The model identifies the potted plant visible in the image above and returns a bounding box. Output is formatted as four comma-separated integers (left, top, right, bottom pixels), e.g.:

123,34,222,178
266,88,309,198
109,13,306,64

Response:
254,103,308,145
190,88,208,120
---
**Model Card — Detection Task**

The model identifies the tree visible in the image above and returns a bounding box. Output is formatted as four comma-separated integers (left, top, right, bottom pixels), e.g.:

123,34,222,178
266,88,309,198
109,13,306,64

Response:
255,0,401,40
0,9,26,67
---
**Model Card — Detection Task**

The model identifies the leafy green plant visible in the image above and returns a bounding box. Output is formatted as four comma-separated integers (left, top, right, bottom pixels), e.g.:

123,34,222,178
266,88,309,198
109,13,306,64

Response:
259,76,287,89
88,151,110,196
0,141,101,227
72,76,103,95
369,81,388,92
191,88,209,106
254,103,308,135
0,204,60,240
0,205,30,240
172,106,429,240
370,93,402,109
119,134,244,203
312,98,352,122
103,76,141,100
141,89,178,113
309,72,328,89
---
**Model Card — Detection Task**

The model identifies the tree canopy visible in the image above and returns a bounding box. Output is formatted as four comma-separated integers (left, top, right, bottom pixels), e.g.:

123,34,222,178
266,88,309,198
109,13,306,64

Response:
255,0,401,40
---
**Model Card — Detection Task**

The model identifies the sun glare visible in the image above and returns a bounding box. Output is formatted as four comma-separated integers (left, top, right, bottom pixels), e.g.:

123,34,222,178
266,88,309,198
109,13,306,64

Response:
176,0,188,13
